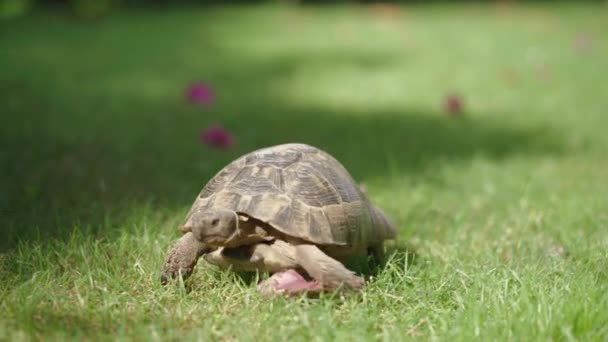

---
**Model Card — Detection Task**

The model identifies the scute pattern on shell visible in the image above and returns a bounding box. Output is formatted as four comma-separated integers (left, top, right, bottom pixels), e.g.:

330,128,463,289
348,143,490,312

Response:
186,143,373,246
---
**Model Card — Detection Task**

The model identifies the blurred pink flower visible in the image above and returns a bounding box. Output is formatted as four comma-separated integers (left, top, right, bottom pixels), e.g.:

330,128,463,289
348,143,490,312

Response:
573,32,592,54
537,63,552,82
186,82,214,105
444,94,464,117
500,67,519,87
200,125,234,149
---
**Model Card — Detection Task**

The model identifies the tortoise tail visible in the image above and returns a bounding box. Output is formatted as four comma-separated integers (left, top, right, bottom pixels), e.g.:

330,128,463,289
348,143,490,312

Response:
370,205,397,242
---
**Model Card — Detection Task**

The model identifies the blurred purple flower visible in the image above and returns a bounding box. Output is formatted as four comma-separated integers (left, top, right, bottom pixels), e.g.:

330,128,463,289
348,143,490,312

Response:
186,82,214,105
200,125,234,149
444,94,464,117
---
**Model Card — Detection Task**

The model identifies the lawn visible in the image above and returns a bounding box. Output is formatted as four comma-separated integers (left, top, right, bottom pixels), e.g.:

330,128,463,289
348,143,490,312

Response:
1,2,607,341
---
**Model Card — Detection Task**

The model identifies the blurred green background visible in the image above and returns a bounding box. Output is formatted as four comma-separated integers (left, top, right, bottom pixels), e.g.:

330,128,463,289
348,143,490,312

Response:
1,0,606,20
1,0,607,340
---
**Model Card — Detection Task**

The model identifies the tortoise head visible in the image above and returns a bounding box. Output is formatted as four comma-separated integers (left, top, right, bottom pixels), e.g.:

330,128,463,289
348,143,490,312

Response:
181,209,240,247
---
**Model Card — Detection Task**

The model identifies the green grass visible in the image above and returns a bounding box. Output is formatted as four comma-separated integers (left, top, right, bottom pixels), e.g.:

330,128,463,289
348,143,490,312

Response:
1,2,608,340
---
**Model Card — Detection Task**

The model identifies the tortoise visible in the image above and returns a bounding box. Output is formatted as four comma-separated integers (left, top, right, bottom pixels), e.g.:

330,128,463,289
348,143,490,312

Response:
160,143,396,296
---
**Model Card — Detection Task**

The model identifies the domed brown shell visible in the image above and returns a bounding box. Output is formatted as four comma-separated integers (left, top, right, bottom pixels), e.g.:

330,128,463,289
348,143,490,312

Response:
184,143,375,246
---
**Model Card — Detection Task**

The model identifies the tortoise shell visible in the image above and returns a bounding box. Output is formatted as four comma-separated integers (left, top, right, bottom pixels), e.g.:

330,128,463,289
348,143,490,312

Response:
184,143,375,246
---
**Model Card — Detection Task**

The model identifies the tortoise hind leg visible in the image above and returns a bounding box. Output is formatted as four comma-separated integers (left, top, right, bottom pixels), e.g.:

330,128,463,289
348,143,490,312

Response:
256,243,364,296
204,240,298,273
362,243,388,276
369,243,386,266
294,244,364,291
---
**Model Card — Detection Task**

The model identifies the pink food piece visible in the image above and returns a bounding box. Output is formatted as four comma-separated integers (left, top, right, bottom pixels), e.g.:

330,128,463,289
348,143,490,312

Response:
262,269,322,296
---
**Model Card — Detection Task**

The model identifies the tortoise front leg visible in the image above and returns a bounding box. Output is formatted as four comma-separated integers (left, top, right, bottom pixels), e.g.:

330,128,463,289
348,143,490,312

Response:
294,244,365,291
256,243,364,296
204,241,324,297
203,241,364,296
204,240,298,273
160,232,211,285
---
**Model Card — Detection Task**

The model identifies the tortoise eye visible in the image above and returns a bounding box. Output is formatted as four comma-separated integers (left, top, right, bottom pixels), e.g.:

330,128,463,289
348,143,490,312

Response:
211,218,220,226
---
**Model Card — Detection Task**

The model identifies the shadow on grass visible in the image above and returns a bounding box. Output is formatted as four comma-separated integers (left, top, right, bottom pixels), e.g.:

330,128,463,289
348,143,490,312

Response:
1,81,565,252
0,8,565,253
0,104,562,252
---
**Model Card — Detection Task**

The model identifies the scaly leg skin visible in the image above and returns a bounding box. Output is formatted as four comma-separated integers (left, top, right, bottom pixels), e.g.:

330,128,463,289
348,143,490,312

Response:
205,241,322,297
203,240,364,297
204,240,299,273
160,232,211,285
257,244,364,297
295,244,365,291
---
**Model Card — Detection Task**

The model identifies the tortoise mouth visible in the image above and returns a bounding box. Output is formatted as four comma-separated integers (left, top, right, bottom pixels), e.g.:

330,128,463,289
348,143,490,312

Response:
204,235,231,248
220,245,255,260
